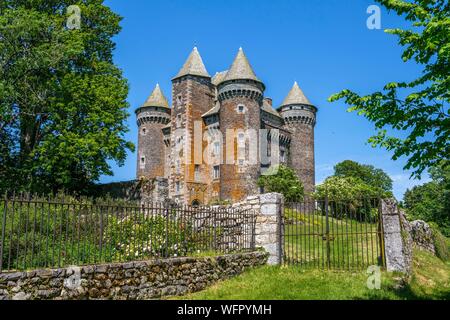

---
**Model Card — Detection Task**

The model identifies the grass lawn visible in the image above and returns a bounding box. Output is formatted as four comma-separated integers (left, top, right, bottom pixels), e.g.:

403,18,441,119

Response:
175,249,450,300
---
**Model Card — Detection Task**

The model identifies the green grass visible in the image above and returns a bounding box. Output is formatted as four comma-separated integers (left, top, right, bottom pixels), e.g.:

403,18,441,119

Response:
284,209,383,270
175,249,450,300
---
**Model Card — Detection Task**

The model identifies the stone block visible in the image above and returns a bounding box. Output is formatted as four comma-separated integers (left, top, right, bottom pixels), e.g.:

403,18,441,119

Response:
260,203,278,216
260,193,282,205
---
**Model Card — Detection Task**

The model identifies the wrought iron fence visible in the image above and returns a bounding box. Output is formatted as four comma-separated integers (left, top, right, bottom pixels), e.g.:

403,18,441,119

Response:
0,193,256,273
283,198,385,270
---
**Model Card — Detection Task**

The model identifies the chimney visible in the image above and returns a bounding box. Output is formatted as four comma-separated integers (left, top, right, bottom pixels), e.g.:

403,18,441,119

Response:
264,97,273,106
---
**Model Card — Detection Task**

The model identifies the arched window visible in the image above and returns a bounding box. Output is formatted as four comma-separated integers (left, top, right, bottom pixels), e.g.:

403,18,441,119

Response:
191,200,201,207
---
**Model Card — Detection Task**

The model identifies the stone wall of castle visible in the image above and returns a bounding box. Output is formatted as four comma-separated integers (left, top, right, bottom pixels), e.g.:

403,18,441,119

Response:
219,94,262,202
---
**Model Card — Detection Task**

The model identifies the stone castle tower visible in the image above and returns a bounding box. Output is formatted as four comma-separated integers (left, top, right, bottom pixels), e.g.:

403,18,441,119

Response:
136,47,317,205
136,84,171,179
278,82,317,194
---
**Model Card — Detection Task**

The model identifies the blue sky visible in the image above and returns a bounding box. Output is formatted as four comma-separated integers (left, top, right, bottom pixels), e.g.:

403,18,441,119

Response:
101,0,430,200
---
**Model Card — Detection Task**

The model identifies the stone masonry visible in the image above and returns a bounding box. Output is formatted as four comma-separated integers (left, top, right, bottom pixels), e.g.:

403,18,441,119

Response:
381,199,413,274
0,252,268,300
232,193,284,265
135,47,317,205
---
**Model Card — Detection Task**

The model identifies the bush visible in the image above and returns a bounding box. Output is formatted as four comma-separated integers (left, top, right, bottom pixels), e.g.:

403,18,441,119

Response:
404,161,450,237
104,214,197,261
0,194,201,270
0,194,101,270
258,165,304,202
429,223,450,262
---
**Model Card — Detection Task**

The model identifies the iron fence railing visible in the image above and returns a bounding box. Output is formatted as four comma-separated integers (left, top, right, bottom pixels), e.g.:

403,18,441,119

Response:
283,197,385,270
0,193,256,273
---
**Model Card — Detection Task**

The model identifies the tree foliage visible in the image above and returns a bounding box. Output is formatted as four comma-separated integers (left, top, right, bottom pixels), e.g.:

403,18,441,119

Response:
0,1,134,194
314,160,393,203
258,165,304,202
334,160,393,192
314,176,387,202
329,0,450,178
404,160,450,236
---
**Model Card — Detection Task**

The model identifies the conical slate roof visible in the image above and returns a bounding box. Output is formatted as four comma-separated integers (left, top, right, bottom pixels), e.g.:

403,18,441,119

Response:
174,47,210,79
211,70,228,86
142,84,169,108
222,48,261,83
261,99,282,118
281,81,312,106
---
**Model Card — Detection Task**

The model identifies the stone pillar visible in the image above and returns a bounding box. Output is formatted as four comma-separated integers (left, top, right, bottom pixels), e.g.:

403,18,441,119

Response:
381,199,412,273
234,193,283,265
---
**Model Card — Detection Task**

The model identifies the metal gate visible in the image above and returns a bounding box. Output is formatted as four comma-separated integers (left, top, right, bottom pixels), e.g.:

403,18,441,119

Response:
282,198,385,270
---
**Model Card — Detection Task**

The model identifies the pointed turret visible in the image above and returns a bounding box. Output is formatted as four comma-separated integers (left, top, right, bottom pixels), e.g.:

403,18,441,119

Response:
135,84,171,180
281,81,312,106
142,84,170,108
278,81,317,196
217,48,264,203
173,47,210,79
222,48,261,83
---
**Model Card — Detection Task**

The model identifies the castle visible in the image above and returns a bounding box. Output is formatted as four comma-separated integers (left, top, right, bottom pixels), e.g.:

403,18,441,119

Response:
135,47,317,205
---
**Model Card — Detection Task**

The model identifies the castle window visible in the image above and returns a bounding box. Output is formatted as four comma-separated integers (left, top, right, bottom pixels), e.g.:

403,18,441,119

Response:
140,156,146,169
280,150,286,162
194,165,200,181
213,141,220,156
176,159,181,174
142,128,147,135
176,114,182,128
177,95,182,106
237,132,245,146
176,181,181,194
236,105,246,114
213,166,220,180
237,132,246,161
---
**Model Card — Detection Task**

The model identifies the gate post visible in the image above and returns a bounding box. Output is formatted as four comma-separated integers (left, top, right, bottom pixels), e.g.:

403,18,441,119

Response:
233,193,284,265
380,198,412,273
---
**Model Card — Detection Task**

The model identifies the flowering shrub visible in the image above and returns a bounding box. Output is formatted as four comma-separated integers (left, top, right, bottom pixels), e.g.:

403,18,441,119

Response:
104,214,197,261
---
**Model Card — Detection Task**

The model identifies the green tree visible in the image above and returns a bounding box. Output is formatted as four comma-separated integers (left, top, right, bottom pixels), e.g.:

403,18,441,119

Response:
314,176,386,202
258,165,304,202
314,176,386,221
0,1,134,194
404,161,450,236
329,0,450,178
334,160,393,192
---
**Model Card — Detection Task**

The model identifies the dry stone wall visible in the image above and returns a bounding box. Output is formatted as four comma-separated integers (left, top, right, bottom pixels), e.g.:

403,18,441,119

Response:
0,252,267,300
410,220,436,254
